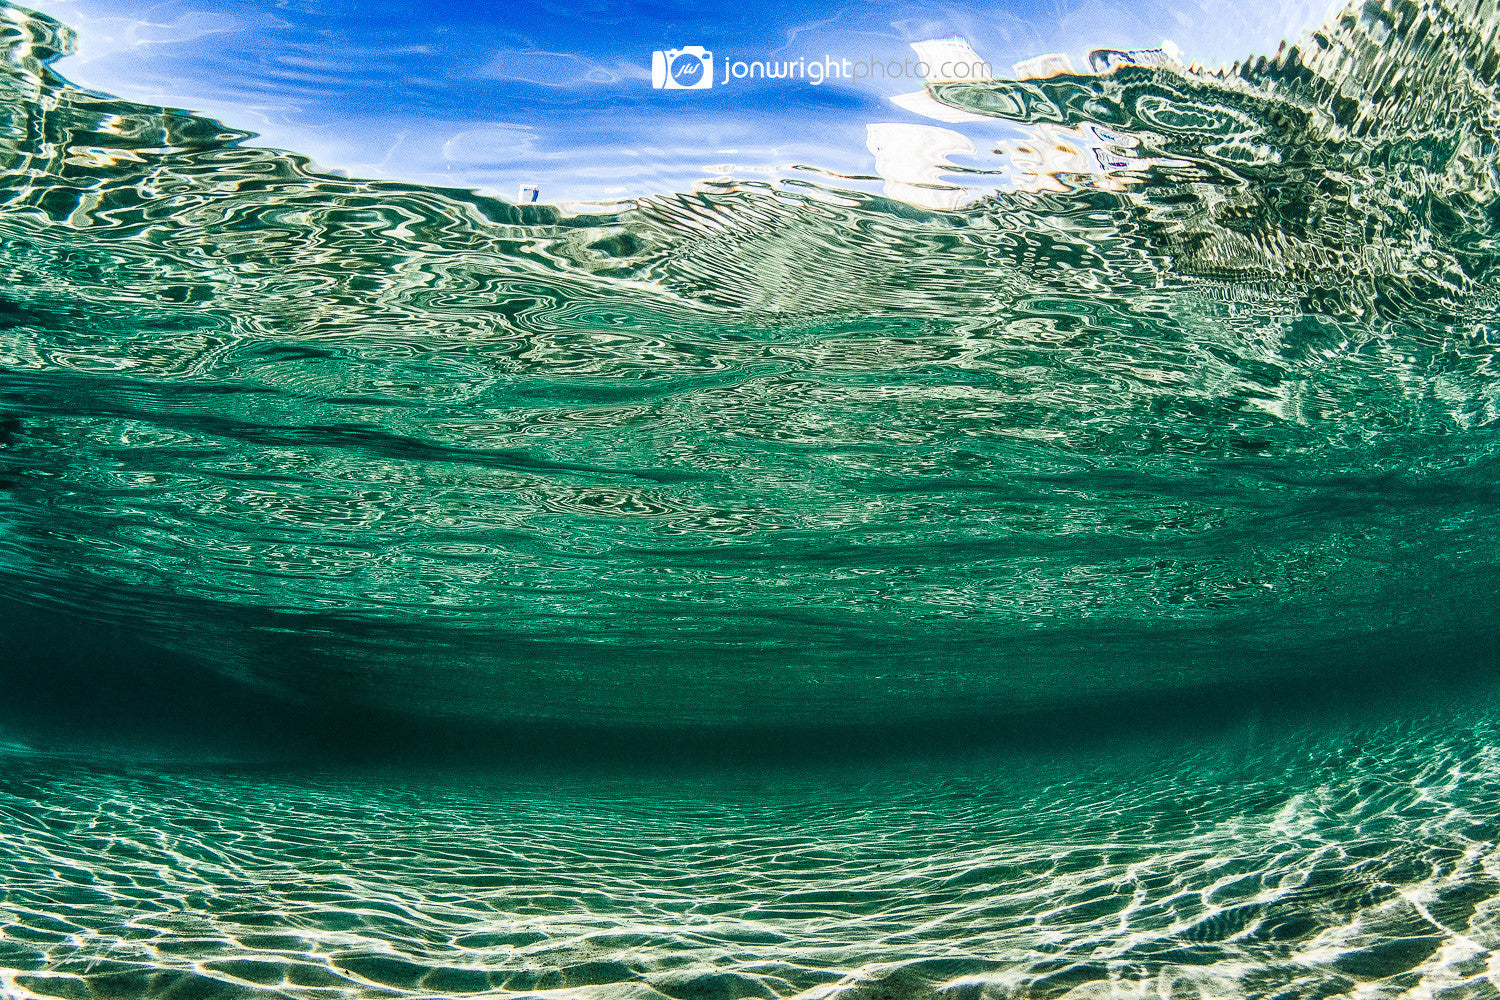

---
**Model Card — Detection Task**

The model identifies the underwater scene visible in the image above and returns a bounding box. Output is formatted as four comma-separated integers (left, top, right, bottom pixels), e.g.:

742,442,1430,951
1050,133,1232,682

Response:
2,0,1500,994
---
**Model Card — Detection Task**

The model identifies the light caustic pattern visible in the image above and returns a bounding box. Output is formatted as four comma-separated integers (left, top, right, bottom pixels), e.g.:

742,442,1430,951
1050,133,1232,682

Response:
0,1,1499,997
3,718,1500,999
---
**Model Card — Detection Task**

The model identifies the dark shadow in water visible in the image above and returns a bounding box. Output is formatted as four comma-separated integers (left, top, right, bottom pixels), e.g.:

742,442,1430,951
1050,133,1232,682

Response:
1,594,1495,773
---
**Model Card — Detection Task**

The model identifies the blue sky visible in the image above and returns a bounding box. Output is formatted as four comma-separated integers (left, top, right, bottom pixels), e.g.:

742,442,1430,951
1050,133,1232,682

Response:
30,0,1337,207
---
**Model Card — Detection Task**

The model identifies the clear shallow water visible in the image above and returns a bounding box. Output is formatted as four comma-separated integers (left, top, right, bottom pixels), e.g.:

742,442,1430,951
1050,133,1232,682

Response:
5,710,1500,1000
0,0,1498,727
1,0,1500,994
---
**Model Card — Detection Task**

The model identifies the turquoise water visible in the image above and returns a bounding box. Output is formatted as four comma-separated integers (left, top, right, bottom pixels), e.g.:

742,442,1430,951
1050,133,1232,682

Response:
1,0,1500,994
7,710,1500,998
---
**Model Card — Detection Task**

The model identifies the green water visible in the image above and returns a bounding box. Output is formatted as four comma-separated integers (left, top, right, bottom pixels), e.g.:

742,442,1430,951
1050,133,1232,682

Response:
1,0,1499,994
0,0,1498,725
5,713,1500,998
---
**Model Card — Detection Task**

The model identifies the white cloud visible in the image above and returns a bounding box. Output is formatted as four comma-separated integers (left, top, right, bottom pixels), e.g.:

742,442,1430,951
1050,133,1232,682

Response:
473,48,646,88
440,125,539,165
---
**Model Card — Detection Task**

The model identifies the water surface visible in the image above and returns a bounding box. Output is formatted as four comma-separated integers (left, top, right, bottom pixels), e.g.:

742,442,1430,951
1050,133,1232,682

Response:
0,0,1499,994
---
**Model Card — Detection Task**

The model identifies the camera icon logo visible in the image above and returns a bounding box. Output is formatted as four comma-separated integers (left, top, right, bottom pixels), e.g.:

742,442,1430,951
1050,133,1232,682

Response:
652,47,713,90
